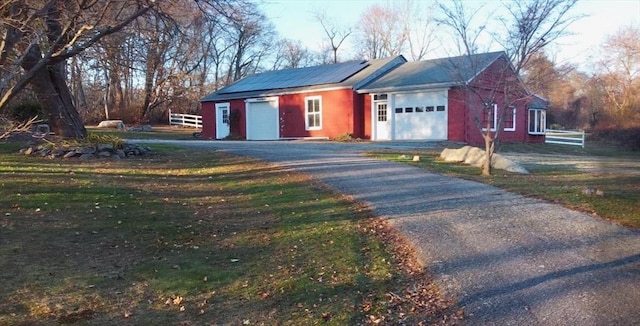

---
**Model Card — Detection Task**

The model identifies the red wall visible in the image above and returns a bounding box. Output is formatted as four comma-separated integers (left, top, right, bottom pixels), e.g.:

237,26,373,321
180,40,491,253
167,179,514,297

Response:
201,99,247,140
447,88,467,142
279,88,361,139
200,102,215,139
457,57,546,146
363,95,372,139
201,88,366,140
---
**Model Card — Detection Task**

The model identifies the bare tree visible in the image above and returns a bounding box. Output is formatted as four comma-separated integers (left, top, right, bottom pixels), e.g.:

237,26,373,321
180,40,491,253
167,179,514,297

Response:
500,0,582,74
355,4,407,60
0,0,156,139
595,25,640,127
273,39,317,69
437,0,580,175
400,0,437,61
314,11,352,64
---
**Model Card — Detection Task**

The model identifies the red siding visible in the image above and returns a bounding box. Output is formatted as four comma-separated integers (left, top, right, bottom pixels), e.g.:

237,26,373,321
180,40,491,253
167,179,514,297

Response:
201,99,247,140
279,88,358,139
447,88,466,142
201,102,215,139
363,95,372,139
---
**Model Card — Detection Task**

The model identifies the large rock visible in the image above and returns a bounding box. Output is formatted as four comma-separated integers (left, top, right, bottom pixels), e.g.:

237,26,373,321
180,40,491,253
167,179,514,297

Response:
97,120,125,129
440,146,529,174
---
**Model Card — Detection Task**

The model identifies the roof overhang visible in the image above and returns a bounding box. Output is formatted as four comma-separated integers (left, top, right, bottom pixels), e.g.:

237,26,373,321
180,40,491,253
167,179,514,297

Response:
356,82,459,94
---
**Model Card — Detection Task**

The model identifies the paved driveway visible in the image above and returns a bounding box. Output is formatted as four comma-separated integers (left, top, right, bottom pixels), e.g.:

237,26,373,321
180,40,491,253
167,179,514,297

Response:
137,140,640,325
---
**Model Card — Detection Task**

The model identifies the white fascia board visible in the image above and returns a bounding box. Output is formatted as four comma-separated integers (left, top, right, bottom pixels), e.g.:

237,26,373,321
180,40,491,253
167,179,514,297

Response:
357,82,457,94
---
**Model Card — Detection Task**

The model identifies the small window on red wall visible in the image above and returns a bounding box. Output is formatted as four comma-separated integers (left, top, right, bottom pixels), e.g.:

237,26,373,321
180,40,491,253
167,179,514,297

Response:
504,106,516,131
482,103,497,131
305,96,322,130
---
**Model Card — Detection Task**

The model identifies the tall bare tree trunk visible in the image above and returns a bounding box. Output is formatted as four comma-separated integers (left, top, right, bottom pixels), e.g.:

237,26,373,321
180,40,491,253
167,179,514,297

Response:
22,50,87,139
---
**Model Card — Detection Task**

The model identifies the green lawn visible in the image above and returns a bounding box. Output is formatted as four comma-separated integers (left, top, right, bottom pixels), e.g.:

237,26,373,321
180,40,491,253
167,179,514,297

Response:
372,143,640,229
0,142,460,325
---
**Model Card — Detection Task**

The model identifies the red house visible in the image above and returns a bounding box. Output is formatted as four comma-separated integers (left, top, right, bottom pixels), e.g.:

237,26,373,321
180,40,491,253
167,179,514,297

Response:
200,52,547,145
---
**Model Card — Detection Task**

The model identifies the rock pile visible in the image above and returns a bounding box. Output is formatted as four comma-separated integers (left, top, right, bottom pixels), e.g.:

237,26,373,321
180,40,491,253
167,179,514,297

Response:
19,142,152,160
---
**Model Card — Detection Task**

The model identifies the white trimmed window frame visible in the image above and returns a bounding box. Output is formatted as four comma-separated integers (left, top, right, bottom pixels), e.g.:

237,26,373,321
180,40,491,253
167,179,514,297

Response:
482,103,498,132
504,106,516,132
305,96,322,131
528,108,546,134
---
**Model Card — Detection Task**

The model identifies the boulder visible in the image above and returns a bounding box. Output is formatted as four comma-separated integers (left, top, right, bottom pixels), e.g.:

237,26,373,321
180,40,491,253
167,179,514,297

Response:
97,120,125,129
440,146,529,174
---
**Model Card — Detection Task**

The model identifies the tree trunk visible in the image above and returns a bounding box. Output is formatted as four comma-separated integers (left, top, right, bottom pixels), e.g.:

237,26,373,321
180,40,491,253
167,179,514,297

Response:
483,134,493,176
23,55,87,139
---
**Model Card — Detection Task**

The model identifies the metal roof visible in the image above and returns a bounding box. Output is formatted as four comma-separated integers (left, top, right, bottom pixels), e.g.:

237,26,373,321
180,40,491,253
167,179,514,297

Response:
357,51,506,93
201,56,406,102
219,60,369,94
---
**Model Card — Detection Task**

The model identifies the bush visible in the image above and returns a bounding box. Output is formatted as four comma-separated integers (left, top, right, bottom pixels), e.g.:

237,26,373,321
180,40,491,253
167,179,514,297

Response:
589,127,640,151
7,102,45,122
83,133,126,149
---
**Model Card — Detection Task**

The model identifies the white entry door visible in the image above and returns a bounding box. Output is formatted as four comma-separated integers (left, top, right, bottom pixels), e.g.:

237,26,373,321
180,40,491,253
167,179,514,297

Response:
375,102,390,140
215,103,230,139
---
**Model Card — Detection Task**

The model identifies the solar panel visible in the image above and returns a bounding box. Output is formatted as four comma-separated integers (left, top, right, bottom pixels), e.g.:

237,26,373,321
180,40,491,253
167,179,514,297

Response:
219,60,369,94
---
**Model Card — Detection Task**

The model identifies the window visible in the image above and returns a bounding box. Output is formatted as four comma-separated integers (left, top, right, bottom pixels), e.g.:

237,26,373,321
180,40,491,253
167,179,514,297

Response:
395,107,403,113
377,104,387,122
415,106,424,113
425,106,434,112
436,105,445,112
504,106,516,131
222,109,230,124
374,94,388,101
528,109,546,134
305,96,322,130
405,107,414,113
482,103,498,131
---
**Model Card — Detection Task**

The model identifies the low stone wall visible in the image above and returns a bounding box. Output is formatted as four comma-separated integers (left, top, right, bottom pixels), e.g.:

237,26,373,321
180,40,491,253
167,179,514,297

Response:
19,142,152,160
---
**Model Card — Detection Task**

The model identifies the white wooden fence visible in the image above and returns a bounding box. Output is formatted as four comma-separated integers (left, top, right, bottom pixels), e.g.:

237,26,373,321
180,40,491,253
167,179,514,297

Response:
169,110,202,128
545,129,585,148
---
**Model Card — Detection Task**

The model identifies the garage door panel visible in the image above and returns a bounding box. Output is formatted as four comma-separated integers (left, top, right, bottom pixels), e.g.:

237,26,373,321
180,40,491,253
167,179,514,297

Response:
393,91,448,140
247,100,279,140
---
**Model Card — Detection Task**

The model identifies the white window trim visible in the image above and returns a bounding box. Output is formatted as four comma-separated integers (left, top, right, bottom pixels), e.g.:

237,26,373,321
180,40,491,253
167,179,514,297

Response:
482,103,498,132
305,96,322,131
528,108,546,135
504,106,516,132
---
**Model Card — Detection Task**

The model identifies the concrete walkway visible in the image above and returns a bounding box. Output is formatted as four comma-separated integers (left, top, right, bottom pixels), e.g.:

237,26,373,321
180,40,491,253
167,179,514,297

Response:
137,140,640,325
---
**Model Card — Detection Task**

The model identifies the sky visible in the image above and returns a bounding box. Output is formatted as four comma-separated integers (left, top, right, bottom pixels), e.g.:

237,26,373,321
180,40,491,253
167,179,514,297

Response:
259,0,640,72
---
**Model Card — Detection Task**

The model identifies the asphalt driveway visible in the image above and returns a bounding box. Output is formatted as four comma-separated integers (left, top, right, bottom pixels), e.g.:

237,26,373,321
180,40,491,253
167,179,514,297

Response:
137,140,640,325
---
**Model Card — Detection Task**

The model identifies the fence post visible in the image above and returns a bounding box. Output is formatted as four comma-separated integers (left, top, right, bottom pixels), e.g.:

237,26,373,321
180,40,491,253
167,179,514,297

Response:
168,109,172,125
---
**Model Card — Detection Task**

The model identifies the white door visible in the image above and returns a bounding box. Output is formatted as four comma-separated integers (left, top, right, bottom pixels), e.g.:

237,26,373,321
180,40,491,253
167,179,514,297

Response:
246,99,279,140
215,103,230,139
374,102,390,140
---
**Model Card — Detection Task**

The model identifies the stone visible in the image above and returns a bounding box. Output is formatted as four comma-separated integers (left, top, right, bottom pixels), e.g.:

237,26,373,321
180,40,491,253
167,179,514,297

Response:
440,146,529,174
63,151,77,158
80,153,94,160
97,144,114,151
412,155,421,162
98,151,112,157
97,120,125,129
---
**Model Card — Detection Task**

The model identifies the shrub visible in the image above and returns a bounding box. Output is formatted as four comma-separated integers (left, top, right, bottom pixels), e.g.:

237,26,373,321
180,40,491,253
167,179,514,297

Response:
84,133,126,149
7,102,45,123
589,127,640,151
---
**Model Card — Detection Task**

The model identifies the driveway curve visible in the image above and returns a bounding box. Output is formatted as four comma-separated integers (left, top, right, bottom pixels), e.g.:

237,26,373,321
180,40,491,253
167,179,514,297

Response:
135,140,640,325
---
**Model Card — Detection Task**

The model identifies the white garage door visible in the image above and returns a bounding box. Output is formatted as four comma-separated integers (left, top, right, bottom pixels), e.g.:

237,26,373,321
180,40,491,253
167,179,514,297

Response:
393,91,448,140
246,98,279,140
